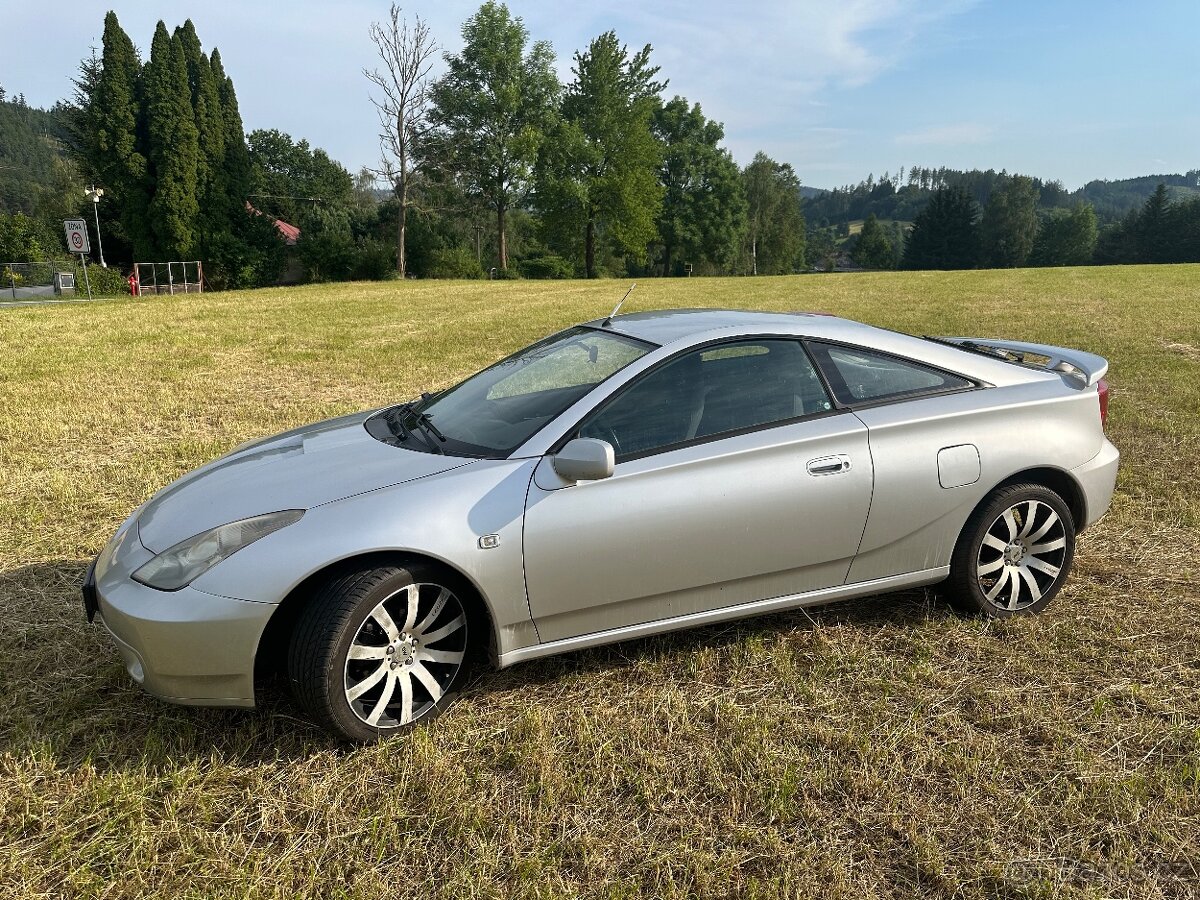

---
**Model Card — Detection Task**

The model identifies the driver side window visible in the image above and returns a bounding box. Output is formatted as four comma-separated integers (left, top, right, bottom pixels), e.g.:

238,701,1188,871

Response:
578,340,832,460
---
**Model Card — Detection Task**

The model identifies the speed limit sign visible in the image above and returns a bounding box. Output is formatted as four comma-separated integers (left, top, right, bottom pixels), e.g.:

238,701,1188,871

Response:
64,219,91,254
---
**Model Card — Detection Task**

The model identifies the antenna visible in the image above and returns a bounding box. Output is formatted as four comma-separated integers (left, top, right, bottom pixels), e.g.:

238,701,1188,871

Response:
601,283,635,327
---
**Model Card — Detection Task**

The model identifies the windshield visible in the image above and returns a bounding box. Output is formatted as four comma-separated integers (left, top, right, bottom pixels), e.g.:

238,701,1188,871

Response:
380,327,654,458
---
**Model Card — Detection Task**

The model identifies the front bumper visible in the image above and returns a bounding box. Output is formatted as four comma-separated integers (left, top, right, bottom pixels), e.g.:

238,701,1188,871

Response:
82,514,274,708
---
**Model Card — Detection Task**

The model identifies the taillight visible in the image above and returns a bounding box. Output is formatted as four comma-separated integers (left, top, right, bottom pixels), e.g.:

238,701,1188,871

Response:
1097,379,1109,428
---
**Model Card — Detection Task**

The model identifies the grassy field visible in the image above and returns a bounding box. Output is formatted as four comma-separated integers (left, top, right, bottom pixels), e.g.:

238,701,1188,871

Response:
1,266,1199,899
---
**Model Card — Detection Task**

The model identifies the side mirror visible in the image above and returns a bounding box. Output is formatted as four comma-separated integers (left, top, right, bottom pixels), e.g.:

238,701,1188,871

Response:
552,438,614,482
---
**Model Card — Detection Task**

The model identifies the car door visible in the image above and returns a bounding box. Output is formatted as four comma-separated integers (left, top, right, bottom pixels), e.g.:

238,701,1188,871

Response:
803,340,985,584
522,338,875,643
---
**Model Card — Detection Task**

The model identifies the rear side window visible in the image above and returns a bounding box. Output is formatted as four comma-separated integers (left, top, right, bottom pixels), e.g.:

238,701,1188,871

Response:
809,342,972,406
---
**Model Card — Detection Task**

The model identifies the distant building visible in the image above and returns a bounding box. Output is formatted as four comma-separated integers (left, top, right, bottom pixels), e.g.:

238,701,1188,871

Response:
246,202,303,282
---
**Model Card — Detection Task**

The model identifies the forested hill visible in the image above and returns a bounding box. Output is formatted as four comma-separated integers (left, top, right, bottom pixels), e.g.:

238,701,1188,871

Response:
804,166,1200,229
0,88,78,220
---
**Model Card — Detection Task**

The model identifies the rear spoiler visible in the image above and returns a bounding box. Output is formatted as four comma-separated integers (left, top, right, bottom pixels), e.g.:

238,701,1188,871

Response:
939,337,1109,387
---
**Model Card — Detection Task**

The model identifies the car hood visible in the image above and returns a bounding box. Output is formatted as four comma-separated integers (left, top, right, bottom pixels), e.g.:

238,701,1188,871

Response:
136,409,473,551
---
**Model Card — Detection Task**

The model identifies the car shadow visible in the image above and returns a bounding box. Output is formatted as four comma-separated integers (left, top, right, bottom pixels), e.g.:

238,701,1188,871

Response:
0,558,953,770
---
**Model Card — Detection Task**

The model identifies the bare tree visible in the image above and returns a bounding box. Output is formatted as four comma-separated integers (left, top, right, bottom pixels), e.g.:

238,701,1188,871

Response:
365,5,437,277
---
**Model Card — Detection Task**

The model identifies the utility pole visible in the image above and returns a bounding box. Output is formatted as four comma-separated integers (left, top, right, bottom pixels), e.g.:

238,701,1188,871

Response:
85,186,106,267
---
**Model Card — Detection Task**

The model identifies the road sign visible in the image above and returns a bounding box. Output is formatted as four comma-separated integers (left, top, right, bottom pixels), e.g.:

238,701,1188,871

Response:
64,219,90,254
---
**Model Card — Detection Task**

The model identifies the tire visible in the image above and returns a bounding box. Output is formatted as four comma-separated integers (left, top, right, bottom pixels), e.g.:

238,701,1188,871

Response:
287,563,478,742
946,483,1076,617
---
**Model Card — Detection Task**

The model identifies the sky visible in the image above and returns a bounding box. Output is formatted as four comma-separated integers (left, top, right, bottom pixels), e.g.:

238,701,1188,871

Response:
3,0,1198,191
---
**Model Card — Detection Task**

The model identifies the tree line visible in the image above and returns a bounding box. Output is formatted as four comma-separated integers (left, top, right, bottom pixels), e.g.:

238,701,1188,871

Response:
2,4,1198,285
849,178,1200,272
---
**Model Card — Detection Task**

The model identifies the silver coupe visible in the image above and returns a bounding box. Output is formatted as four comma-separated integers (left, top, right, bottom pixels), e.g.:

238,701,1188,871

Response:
84,309,1119,741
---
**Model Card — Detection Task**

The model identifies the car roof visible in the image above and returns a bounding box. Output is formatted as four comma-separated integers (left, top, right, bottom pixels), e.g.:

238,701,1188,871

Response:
585,304,849,343
586,308,894,347
582,307,1055,388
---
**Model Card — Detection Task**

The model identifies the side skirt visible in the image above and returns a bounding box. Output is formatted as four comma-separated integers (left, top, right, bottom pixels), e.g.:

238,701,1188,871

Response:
497,566,949,668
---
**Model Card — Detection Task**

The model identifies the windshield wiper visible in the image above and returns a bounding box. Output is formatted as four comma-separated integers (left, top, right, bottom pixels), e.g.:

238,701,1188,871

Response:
385,394,447,454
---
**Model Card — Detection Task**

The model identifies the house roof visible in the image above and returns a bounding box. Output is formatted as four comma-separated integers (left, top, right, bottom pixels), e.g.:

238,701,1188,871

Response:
245,202,300,246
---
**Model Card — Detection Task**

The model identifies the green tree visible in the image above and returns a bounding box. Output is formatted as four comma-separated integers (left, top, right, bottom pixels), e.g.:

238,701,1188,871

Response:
142,23,200,258
851,213,894,270
981,175,1038,267
537,31,664,278
902,186,980,270
1135,183,1172,262
296,205,357,281
89,12,152,257
426,2,559,271
247,129,354,225
1029,203,1098,266
742,152,805,275
652,97,745,275
0,212,58,260
175,21,226,245
211,48,252,210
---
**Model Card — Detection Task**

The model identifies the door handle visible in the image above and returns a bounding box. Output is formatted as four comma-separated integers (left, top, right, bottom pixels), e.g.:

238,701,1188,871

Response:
807,454,851,476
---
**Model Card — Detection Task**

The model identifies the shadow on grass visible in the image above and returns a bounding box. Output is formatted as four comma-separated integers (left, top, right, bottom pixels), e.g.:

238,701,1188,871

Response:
0,558,954,771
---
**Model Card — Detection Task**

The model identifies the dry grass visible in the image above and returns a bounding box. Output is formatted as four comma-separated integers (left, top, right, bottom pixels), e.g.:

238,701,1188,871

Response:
1,266,1199,899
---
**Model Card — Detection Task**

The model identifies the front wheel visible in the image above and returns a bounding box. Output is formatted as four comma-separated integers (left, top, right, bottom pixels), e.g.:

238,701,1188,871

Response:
947,483,1076,617
287,563,477,742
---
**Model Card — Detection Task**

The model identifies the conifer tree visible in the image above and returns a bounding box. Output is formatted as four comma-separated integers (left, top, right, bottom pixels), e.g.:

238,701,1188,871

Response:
176,19,226,242
143,23,200,257
902,186,980,270
852,213,894,269
211,48,252,210
92,12,153,256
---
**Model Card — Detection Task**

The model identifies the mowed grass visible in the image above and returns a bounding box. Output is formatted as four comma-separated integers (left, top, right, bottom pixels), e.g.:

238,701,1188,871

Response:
1,267,1199,899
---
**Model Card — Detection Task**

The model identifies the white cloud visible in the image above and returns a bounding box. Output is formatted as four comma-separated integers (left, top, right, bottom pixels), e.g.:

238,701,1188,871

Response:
894,123,997,146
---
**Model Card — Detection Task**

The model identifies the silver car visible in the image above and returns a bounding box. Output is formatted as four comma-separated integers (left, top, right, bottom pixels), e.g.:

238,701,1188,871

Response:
84,309,1119,741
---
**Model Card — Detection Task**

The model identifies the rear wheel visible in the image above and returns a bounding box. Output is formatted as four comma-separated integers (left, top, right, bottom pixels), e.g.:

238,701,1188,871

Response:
947,483,1076,617
287,563,477,742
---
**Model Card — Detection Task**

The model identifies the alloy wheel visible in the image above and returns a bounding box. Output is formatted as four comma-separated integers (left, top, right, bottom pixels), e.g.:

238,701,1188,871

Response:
976,499,1068,611
343,582,468,727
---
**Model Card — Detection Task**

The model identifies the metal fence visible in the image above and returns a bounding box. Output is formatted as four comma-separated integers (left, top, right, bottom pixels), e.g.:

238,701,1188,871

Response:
1,261,83,302
134,261,203,295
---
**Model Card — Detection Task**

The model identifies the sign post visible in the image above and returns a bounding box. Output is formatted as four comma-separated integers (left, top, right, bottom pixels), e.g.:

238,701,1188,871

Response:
63,219,93,300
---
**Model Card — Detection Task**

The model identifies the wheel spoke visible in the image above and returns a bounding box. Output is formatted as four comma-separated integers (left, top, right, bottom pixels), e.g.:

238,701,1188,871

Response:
348,643,387,661
1006,569,1022,609
1026,557,1061,578
1017,566,1043,603
1030,536,1066,554
1002,509,1018,541
397,670,414,725
985,567,1011,601
978,556,1005,576
421,614,465,646
414,587,452,635
371,604,401,642
1027,511,1060,544
410,661,444,703
418,648,465,666
1017,501,1039,538
401,584,420,632
366,671,399,725
982,534,1009,553
346,661,387,701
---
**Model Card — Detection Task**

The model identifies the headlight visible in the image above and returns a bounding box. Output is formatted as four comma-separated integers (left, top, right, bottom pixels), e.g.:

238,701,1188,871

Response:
132,510,304,591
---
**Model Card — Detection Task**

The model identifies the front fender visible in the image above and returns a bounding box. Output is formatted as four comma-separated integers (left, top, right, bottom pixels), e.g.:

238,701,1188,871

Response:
190,457,540,656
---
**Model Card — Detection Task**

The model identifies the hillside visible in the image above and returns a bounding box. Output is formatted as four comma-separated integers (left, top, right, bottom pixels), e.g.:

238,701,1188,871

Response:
804,167,1200,230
